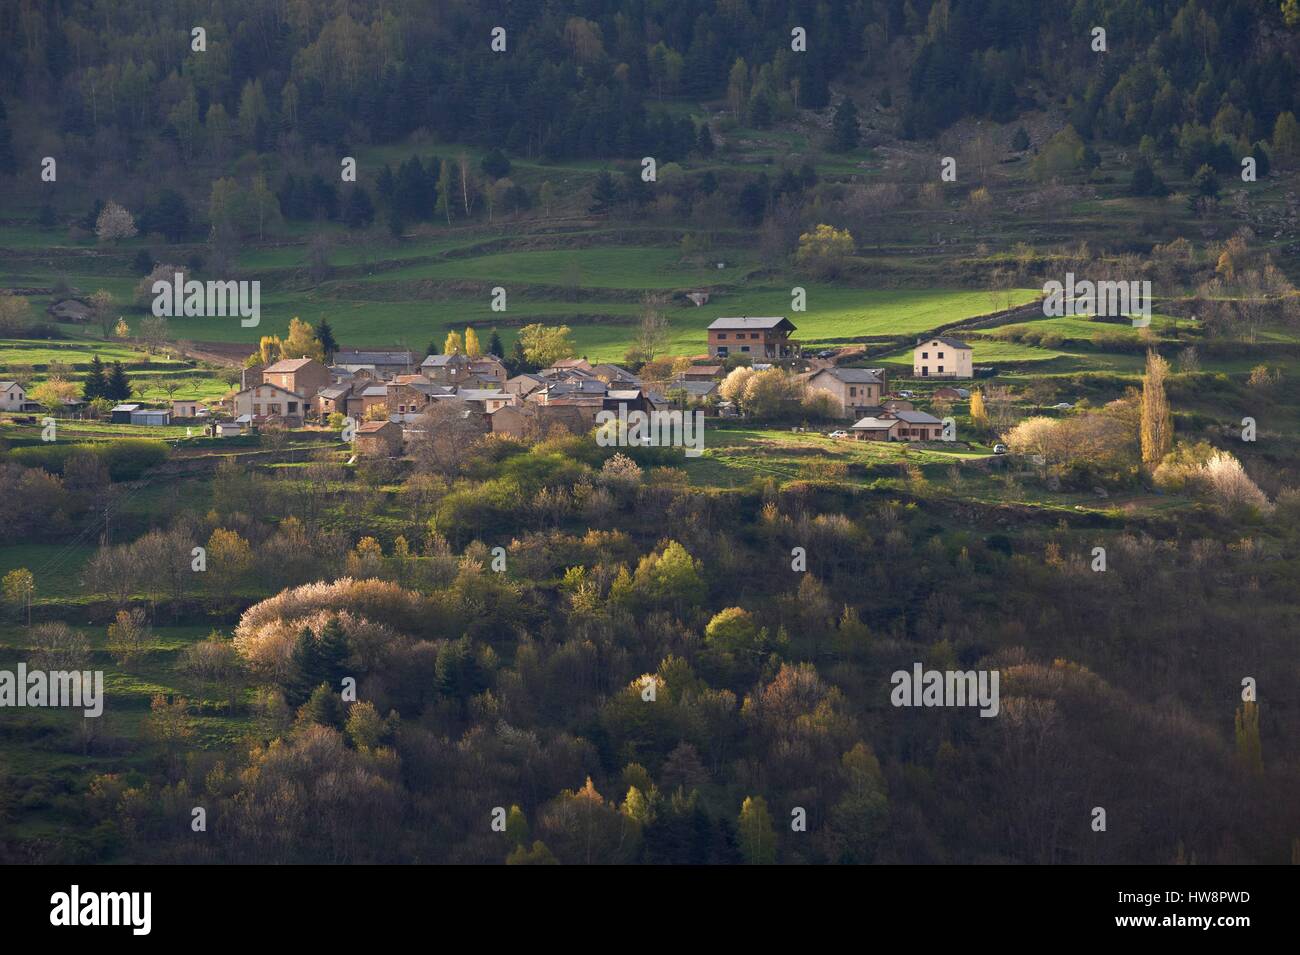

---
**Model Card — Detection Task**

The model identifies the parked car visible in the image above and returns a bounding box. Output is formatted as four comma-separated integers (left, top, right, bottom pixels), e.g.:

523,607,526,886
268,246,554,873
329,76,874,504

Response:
816,350,836,359
896,390,916,399
992,444,1008,454
1051,402,1073,410
828,430,849,439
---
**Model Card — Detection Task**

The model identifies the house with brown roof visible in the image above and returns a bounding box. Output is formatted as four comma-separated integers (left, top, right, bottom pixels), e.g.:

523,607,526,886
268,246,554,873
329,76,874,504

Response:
542,357,593,375
707,316,800,360
355,420,403,457
262,357,331,401
681,364,723,381
805,367,888,419
850,409,944,441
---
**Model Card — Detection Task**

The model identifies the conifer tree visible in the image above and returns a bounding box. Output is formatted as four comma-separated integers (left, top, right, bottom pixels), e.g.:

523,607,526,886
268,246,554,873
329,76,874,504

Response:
82,355,107,401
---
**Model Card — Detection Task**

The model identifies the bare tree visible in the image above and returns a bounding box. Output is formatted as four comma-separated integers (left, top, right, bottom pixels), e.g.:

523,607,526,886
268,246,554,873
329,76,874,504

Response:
410,399,485,477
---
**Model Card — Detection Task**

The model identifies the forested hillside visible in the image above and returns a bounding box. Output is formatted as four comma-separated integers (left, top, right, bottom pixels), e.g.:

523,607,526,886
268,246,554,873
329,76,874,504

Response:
2,0,1300,870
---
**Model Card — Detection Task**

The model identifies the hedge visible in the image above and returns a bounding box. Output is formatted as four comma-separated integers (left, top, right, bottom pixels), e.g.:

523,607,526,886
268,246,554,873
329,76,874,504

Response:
5,438,170,480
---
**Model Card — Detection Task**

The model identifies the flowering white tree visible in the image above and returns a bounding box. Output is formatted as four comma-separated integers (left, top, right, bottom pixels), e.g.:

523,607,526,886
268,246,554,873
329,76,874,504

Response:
95,200,138,242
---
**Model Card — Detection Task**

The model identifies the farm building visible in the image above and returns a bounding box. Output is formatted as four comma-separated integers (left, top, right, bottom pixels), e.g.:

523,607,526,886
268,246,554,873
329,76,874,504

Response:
707,316,800,360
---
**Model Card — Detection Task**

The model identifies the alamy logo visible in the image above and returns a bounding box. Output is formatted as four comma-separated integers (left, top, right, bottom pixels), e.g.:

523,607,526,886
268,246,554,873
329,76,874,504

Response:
1042,272,1151,327
596,405,704,457
0,664,103,717
151,272,260,327
50,885,151,935
890,663,1000,717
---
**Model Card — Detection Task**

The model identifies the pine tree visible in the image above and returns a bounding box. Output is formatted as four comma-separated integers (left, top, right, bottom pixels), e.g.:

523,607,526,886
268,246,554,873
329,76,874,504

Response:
287,628,325,705
589,171,620,214
82,356,107,400
316,318,338,362
832,98,860,151
488,329,504,358
105,361,132,401
425,338,440,357
1140,349,1173,467
696,123,714,157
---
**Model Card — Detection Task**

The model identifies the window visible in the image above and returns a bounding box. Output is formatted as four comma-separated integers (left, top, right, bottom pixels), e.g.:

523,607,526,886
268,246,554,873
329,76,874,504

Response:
850,387,857,397
921,352,928,359
718,333,727,340
751,333,759,339
921,367,929,377
289,402,298,413
937,352,944,359
740,346,750,352
938,366,944,373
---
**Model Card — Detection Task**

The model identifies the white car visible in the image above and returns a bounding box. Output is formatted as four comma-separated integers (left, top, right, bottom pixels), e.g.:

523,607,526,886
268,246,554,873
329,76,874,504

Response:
896,390,916,399
828,430,849,439
992,444,1008,454
1052,402,1073,410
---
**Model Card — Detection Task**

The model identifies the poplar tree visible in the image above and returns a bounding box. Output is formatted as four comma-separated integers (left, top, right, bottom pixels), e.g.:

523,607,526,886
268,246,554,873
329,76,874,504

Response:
1140,349,1173,467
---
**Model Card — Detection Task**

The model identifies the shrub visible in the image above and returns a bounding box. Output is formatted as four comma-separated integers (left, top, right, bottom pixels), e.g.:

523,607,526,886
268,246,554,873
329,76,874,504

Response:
6,439,168,480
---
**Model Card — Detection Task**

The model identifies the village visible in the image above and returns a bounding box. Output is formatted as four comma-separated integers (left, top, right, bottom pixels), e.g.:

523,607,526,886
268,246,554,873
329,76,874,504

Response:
2,316,978,457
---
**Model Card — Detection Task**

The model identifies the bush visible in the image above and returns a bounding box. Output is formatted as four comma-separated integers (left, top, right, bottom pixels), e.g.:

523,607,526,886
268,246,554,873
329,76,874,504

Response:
6,439,169,480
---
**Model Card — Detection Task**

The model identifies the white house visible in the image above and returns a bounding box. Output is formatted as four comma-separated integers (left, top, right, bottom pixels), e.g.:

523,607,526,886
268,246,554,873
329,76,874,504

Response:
913,337,973,379
0,380,27,411
230,382,307,424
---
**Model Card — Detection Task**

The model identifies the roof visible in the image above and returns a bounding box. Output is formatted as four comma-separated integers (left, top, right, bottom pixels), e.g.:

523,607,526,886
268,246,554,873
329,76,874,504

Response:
236,383,304,398
550,358,592,369
357,420,399,433
670,380,718,397
918,336,972,350
112,404,140,412
850,416,900,430
591,363,639,381
547,379,607,396
606,389,643,400
335,350,415,364
708,316,795,331
318,385,351,400
263,358,319,373
457,389,508,401
891,410,942,424
421,353,470,367
0,381,20,390
812,367,885,384
684,364,723,375
361,385,389,397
